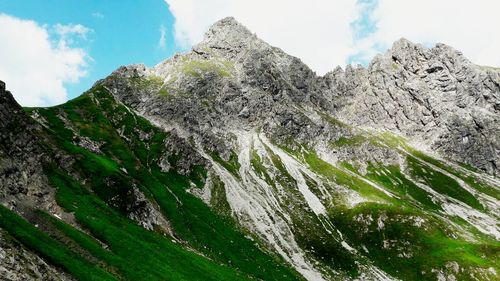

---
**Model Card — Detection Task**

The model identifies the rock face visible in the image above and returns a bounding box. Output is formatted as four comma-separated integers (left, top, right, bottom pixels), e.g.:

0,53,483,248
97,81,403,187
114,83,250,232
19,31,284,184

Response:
103,17,334,161
0,81,54,211
105,18,499,176
0,230,73,281
325,38,500,175
0,82,72,281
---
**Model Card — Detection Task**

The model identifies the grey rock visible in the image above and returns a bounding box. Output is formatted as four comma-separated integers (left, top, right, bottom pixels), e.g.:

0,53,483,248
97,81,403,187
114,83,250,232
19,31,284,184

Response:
127,186,175,236
97,21,500,278
0,81,56,211
102,18,333,159
0,229,73,281
327,38,499,175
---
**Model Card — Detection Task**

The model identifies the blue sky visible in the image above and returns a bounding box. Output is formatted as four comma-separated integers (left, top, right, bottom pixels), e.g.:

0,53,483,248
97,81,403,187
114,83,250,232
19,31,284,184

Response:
0,0,179,101
1,0,499,106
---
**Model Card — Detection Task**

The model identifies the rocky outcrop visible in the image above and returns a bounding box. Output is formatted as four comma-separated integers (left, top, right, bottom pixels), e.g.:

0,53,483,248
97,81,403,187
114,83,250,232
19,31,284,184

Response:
325,39,500,175
0,81,55,211
127,186,174,235
0,230,73,281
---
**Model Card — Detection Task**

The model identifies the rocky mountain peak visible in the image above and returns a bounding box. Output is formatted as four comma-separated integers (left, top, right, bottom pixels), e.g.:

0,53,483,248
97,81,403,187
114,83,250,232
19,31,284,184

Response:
0,81,22,125
384,38,425,68
103,18,500,176
378,37,472,76
389,37,424,54
206,16,252,37
193,17,262,59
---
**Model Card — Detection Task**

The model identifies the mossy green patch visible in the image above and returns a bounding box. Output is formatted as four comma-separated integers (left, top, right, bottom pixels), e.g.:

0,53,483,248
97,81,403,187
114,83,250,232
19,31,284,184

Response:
303,150,393,203
45,169,255,281
329,203,499,281
331,135,367,147
364,163,441,211
263,145,297,188
407,156,483,211
317,111,350,128
181,59,234,78
129,75,164,91
0,205,117,281
210,150,241,179
209,175,232,218
410,150,499,200
250,149,275,187
369,131,499,201
372,131,407,148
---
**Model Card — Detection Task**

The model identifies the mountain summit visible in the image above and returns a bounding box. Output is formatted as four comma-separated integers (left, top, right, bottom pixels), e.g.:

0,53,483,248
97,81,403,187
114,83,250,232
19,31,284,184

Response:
197,17,255,49
1,18,499,281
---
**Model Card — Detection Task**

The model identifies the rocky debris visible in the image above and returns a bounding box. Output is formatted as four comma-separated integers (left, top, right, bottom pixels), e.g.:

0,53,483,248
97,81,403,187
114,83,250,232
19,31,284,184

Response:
127,186,175,236
0,230,73,281
1,17,498,281
159,130,207,175
74,136,103,154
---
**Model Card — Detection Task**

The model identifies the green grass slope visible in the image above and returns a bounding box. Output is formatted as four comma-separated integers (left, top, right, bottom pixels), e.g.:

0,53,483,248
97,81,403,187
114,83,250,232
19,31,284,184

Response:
2,85,302,281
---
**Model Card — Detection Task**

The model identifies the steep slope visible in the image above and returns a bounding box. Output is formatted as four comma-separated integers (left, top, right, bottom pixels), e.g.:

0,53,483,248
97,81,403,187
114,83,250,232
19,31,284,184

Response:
0,81,303,281
0,229,74,281
0,81,55,211
0,17,499,281
0,82,73,280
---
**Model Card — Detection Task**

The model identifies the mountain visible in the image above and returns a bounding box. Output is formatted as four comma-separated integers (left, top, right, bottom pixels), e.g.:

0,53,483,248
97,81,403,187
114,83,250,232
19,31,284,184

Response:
327,38,499,175
1,17,499,281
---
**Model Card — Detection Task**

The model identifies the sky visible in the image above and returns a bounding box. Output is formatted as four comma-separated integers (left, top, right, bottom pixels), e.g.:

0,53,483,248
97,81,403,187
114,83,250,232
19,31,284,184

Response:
1,0,499,107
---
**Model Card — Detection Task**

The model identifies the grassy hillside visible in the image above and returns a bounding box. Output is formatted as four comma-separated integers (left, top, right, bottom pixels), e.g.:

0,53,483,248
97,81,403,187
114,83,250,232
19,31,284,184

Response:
3,86,303,281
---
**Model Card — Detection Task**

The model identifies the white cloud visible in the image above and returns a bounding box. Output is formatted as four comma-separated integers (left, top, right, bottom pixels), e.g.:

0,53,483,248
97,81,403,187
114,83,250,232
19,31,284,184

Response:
54,23,91,40
164,0,500,74
354,0,500,67
92,12,105,19
158,24,167,49
164,0,359,74
0,14,89,106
